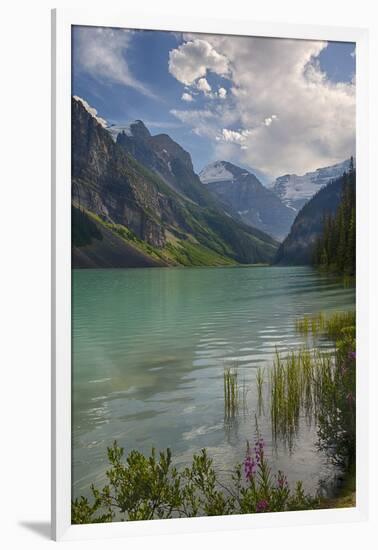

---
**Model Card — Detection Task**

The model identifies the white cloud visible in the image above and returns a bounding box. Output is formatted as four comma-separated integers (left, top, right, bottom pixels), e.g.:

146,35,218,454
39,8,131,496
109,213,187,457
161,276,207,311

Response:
168,39,229,85
196,77,212,94
181,92,194,102
170,109,216,123
170,109,219,139
171,34,355,175
218,87,227,99
73,26,156,99
263,115,278,127
73,96,108,128
219,128,252,144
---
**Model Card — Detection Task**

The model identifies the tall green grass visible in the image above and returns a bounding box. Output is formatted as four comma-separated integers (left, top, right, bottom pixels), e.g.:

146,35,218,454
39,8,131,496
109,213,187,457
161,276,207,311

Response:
268,310,355,458
295,310,355,340
256,367,265,416
223,366,249,421
269,349,334,448
295,312,325,335
224,367,239,420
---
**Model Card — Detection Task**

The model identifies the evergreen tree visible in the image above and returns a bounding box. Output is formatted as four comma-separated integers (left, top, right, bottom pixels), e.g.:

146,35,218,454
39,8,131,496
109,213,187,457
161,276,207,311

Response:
312,158,355,276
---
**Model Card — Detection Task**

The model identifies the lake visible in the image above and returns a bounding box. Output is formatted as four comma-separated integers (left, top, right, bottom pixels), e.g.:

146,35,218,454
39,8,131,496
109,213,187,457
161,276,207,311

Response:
72,266,355,500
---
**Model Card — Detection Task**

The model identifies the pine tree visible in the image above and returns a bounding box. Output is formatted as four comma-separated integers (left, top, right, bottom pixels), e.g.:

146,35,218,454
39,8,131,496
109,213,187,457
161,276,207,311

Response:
312,159,355,276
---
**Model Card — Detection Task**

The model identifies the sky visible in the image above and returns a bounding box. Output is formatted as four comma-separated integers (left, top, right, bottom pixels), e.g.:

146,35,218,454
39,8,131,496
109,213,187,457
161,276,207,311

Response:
72,26,356,179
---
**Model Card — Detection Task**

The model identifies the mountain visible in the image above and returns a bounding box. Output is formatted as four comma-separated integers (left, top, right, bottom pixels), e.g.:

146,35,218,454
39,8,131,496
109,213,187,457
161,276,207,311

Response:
199,161,296,241
72,97,278,268
270,159,350,212
274,174,346,265
117,123,214,207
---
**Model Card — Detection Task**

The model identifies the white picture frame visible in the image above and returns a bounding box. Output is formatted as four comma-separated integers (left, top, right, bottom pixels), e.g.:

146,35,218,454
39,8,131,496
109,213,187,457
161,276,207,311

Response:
51,8,370,541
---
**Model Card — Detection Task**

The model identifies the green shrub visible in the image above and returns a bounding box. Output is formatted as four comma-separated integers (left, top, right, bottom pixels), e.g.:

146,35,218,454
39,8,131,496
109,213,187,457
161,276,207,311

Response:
72,437,318,524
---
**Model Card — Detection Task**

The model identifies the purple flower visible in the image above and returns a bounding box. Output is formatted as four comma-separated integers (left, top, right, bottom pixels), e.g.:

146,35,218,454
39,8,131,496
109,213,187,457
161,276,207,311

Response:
244,454,256,481
277,471,288,489
254,438,265,463
256,499,269,513
348,351,356,361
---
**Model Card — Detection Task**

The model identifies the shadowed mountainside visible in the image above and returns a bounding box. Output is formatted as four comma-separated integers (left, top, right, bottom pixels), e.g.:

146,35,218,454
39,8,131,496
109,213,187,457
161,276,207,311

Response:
199,161,295,241
274,175,345,265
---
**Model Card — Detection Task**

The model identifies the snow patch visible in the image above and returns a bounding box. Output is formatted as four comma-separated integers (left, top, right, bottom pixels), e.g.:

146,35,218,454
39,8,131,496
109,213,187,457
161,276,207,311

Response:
199,161,234,184
271,159,350,207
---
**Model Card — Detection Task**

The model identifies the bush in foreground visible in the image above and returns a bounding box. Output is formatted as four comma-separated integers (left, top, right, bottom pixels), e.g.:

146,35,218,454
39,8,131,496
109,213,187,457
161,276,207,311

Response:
72,436,318,524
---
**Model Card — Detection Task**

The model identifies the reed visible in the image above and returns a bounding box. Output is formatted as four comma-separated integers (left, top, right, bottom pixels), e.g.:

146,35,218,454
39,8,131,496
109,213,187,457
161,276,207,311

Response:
324,311,355,340
295,312,325,335
256,367,265,415
295,310,355,340
269,348,337,449
224,367,239,420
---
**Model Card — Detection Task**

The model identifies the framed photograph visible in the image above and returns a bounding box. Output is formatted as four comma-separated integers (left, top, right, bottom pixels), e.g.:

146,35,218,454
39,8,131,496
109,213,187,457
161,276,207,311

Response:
52,8,369,541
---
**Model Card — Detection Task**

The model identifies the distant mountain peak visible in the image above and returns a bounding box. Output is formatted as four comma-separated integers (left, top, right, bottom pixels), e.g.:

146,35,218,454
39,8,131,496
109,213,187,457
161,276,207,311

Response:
271,159,350,211
199,160,273,187
199,161,247,184
116,120,151,142
199,159,296,241
128,120,151,140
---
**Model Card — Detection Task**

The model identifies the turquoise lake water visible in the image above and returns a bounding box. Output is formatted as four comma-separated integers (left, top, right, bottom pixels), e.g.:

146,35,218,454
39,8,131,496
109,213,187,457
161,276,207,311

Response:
72,266,355,500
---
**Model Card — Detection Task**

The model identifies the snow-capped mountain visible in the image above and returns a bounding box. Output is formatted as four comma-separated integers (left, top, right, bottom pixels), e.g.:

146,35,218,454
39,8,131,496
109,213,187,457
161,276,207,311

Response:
199,161,296,241
200,160,272,188
270,159,350,211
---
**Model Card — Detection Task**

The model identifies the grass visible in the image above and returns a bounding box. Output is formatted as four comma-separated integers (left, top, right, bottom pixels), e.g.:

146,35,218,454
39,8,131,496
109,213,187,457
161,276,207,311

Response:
258,309,356,459
295,312,325,335
325,311,355,340
256,367,265,415
269,349,334,449
85,207,238,267
165,240,236,267
295,310,355,340
224,367,239,420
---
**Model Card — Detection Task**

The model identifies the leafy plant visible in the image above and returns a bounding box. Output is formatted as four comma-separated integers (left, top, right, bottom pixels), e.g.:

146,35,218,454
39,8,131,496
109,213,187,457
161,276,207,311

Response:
72,437,318,524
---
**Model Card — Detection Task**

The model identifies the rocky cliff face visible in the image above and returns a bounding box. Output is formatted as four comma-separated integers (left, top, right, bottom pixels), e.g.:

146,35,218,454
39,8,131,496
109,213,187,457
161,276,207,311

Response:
117,124,215,207
72,97,278,267
72,98,173,248
274,175,344,265
199,161,295,241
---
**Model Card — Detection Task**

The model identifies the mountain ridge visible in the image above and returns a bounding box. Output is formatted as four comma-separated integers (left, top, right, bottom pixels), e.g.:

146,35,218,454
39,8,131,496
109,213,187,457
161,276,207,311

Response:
199,161,296,241
72,97,278,268
270,159,350,212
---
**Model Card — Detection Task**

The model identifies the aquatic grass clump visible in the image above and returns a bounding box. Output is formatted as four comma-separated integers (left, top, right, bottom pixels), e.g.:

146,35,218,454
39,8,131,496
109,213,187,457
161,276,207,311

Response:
295,310,355,340
268,309,356,465
224,367,239,420
295,312,325,335
269,348,337,449
324,311,355,340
